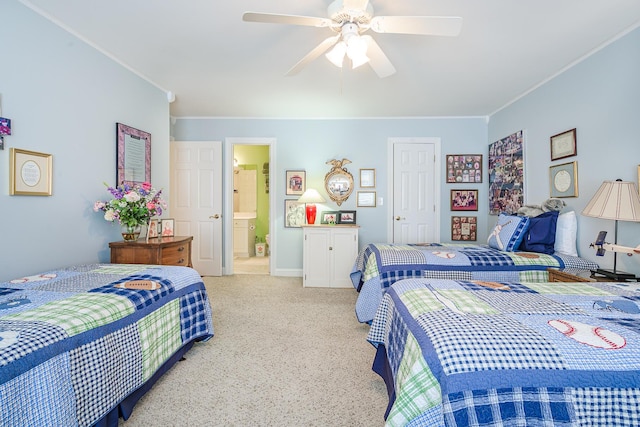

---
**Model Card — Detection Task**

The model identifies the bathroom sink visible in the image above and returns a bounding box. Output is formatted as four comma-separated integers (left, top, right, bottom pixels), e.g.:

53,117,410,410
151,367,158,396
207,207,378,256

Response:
234,212,256,220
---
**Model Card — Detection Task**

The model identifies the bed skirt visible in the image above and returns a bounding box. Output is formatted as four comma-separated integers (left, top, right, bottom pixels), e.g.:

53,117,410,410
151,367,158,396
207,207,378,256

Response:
94,338,199,426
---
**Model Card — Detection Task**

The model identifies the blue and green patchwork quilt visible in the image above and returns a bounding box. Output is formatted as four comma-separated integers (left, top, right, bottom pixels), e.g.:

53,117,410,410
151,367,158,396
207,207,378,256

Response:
368,277,640,427
0,264,214,427
351,243,599,323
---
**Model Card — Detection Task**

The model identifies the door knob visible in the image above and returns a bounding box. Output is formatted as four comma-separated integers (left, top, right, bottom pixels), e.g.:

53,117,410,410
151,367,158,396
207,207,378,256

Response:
209,214,220,219
395,216,406,221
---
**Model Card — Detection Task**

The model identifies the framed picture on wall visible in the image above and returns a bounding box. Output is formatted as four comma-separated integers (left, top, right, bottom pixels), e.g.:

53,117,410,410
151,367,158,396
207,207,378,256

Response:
550,128,577,161
359,169,376,188
116,123,151,186
285,170,306,196
488,130,524,215
284,200,305,227
549,161,578,198
451,216,477,241
446,154,483,183
450,189,478,211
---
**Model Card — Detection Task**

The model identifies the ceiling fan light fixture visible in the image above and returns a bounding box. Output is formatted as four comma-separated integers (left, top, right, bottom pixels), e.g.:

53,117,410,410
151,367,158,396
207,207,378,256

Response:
325,41,347,67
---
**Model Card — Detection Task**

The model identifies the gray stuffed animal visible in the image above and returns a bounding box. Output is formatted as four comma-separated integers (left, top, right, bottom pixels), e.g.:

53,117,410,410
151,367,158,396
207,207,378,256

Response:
517,198,566,217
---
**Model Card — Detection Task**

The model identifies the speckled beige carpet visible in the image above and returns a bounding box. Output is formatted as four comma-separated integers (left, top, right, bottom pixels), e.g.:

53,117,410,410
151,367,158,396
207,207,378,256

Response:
121,274,388,426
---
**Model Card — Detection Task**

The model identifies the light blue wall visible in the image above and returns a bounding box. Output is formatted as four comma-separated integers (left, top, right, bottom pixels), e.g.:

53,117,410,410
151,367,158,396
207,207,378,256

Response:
0,2,170,281
173,117,488,272
489,27,640,276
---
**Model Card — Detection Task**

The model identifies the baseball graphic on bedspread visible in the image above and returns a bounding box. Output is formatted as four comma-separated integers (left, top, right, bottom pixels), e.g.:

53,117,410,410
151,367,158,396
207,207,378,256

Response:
432,251,456,259
549,319,626,349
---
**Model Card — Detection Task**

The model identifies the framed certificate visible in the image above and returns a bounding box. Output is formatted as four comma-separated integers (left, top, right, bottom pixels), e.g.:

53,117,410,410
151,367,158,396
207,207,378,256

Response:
9,148,52,196
550,128,577,161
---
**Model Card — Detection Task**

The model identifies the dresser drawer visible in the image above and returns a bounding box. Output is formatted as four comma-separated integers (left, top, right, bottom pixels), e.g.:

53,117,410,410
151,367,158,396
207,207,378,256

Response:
162,243,190,266
109,236,193,267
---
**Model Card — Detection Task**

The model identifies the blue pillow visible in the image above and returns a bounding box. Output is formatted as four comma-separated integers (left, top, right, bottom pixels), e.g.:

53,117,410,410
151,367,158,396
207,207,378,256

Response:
487,213,530,252
518,211,559,254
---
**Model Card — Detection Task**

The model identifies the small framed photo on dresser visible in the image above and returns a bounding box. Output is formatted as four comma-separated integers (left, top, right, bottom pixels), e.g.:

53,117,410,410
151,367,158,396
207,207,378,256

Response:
147,219,159,240
160,218,175,237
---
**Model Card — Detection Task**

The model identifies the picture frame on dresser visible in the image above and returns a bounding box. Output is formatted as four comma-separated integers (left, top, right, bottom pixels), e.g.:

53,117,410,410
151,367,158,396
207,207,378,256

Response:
147,219,159,241
320,211,339,224
338,210,357,224
160,218,175,237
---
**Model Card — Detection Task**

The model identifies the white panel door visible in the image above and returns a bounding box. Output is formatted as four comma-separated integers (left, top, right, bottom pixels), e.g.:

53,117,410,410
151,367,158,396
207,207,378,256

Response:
392,141,439,244
170,141,223,276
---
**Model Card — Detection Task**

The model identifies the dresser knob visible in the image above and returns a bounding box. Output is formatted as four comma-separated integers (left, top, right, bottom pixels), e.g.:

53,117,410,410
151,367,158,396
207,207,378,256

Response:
178,246,184,252
177,258,184,264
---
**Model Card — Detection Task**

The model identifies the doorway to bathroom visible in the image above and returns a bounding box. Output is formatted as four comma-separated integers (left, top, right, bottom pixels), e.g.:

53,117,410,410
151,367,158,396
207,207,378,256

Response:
231,141,272,275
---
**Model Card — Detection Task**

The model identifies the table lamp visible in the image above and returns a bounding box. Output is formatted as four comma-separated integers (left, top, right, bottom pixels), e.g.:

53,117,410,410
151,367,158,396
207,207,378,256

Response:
298,188,326,225
582,179,640,280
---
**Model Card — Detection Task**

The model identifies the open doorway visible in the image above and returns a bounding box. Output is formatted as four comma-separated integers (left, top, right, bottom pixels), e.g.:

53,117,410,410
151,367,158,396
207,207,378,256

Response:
230,141,272,275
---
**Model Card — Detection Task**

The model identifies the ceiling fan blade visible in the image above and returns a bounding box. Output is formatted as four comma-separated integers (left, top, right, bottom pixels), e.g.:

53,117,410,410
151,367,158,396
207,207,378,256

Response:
362,35,396,78
243,12,331,28
370,16,463,36
285,35,340,76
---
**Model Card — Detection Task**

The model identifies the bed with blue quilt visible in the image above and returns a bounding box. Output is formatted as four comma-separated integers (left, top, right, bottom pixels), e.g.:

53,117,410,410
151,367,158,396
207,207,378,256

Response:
0,263,214,427
351,243,599,323
368,277,640,426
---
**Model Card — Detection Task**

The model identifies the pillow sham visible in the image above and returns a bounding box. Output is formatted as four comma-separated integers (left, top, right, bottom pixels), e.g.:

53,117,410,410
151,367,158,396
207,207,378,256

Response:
555,211,578,256
488,213,530,252
519,211,559,254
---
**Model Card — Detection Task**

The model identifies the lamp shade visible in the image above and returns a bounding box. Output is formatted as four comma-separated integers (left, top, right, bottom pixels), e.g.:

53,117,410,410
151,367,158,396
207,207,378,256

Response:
582,180,640,222
298,189,326,225
297,188,326,204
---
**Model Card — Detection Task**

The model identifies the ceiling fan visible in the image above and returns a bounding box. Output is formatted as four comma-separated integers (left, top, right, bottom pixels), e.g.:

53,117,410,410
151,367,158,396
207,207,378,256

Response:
243,0,462,78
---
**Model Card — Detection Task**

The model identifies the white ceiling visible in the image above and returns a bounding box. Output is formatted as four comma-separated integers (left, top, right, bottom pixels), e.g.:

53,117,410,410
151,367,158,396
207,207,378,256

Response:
22,0,640,118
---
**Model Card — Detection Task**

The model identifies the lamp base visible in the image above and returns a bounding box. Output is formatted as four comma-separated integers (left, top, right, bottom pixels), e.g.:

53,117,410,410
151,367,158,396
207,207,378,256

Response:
305,204,317,225
591,268,637,281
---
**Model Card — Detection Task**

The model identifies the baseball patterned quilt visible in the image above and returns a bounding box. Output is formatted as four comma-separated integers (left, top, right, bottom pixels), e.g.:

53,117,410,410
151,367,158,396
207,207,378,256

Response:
368,277,640,427
0,264,214,427
350,243,599,323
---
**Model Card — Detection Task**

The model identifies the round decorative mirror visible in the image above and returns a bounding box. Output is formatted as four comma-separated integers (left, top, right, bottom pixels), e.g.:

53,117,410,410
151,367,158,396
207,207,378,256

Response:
324,158,354,206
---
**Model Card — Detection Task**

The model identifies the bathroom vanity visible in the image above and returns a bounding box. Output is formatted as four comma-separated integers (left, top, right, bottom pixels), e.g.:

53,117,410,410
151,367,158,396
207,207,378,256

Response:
233,212,256,257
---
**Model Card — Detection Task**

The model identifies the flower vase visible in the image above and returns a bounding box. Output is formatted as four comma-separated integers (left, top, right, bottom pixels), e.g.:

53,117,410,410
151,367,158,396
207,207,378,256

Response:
121,224,142,241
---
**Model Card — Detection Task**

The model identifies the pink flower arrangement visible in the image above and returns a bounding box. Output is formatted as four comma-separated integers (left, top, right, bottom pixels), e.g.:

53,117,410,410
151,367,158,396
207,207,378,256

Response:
94,182,166,228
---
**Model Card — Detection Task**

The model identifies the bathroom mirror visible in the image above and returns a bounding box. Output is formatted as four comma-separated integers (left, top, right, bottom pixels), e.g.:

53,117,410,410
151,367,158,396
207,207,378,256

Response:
324,158,354,206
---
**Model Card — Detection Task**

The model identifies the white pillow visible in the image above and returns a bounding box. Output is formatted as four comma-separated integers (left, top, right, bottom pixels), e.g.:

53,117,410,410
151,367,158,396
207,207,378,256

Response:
554,211,578,256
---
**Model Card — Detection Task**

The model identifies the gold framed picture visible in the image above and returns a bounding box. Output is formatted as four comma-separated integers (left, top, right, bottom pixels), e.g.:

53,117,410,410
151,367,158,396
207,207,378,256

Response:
9,148,53,196
359,169,376,188
549,161,578,198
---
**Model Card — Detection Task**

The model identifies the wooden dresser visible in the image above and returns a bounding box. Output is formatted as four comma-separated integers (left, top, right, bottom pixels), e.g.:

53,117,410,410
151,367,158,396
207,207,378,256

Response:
109,236,193,267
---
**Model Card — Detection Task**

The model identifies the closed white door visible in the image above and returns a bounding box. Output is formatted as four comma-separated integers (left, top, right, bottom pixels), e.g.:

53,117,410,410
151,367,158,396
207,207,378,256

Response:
390,138,440,244
170,141,223,276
